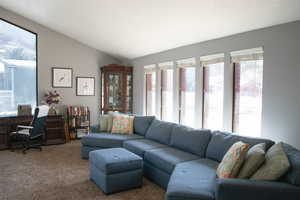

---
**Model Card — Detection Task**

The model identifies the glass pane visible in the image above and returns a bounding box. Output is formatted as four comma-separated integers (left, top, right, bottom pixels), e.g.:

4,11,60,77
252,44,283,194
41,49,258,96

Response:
161,69,173,122
0,19,37,116
179,67,195,127
145,72,156,116
107,72,122,109
125,74,132,111
234,60,263,137
203,63,224,130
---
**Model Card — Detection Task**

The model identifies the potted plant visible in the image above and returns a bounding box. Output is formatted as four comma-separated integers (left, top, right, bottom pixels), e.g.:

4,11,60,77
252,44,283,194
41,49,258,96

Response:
44,90,61,115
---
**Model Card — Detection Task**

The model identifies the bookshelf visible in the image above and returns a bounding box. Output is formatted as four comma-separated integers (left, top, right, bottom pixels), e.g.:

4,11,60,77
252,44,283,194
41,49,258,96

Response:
67,106,90,139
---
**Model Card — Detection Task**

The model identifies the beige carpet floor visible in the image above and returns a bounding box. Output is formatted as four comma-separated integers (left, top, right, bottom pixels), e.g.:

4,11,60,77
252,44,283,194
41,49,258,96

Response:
0,141,165,200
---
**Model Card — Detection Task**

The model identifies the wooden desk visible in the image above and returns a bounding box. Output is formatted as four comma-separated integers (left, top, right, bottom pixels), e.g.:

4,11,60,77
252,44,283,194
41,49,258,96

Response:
0,115,66,150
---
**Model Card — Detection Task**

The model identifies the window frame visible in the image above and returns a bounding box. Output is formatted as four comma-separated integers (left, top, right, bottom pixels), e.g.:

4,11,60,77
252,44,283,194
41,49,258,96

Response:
176,57,196,126
144,65,156,116
231,56,263,135
0,18,38,116
200,54,225,130
159,61,174,121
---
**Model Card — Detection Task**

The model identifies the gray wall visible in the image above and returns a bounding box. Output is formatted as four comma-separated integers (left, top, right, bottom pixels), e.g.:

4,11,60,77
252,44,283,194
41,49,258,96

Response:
132,21,300,149
0,7,120,125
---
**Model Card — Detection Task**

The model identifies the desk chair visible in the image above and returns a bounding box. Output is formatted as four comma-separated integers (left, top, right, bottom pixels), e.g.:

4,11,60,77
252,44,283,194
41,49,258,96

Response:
10,105,49,154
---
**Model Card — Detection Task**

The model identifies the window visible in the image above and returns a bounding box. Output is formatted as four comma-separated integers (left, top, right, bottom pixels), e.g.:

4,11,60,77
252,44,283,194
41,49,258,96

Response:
231,48,263,137
159,62,173,122
144,65,156,116
201,54,224,130
0,19,37,116
177,58,196,127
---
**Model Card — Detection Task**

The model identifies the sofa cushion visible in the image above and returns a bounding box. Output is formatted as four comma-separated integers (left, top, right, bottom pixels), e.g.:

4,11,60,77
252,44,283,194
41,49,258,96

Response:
134,116,155,136
238,143,266,179
282,142,300,186
81,133,143,148
217,141,250,178
206,131,274,162
144,147,199,174
170,124,211,157
145,119,175,145
251,143,290,181
166,159,219,200
123,139,168,157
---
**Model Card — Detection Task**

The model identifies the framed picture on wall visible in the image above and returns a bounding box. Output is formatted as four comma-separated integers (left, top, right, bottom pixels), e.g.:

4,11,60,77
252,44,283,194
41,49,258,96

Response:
76,77,95,96
52,67,73,88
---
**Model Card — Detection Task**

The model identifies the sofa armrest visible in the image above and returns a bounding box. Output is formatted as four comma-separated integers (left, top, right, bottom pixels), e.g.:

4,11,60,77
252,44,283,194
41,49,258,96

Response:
216,178,300,200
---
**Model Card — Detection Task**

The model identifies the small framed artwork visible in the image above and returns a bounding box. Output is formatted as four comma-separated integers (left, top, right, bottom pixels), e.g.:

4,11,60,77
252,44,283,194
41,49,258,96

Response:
52,67,73,88
76,77,95,96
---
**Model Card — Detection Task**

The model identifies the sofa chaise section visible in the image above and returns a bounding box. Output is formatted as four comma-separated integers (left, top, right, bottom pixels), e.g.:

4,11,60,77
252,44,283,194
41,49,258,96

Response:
81,133,143,159
81,116,155,159
166,159,219,200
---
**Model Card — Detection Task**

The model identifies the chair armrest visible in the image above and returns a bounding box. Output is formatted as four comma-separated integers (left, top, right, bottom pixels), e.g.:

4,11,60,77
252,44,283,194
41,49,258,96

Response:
216,178,300,200
17,125,34,129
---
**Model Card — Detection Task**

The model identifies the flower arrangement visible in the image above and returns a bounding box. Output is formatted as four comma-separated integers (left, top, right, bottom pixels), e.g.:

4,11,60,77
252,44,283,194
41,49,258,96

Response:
44,90,61,105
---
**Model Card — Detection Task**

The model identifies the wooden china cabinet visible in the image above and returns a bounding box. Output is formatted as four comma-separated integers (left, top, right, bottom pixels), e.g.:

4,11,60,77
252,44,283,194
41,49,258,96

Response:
100,64,133,114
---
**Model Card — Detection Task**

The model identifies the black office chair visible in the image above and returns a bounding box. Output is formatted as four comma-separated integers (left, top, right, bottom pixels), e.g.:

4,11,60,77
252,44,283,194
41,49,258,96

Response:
10,105,49,154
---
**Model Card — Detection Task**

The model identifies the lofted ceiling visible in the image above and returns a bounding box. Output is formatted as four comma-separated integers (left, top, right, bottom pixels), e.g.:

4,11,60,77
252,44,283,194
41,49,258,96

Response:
0,0,300,59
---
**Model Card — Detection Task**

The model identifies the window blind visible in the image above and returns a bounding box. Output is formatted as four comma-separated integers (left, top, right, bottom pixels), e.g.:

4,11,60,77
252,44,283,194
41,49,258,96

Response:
200,53,224,66
176,57,196,68
158,61,173,70
231,47,263,62
144,64,156,73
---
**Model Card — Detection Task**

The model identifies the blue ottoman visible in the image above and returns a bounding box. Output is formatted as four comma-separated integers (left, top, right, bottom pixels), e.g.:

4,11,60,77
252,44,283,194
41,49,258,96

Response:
89,148,143,194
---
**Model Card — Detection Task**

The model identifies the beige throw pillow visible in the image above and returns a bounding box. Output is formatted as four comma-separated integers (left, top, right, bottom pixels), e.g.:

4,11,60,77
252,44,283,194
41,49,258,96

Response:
217,141,250,178
251,142,290,181
238,143,266,179
99,114,109,132
111,114,134,134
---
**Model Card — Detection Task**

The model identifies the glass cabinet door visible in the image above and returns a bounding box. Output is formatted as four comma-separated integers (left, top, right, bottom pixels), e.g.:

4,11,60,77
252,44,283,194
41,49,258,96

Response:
107,72,123,110
125,74,132,112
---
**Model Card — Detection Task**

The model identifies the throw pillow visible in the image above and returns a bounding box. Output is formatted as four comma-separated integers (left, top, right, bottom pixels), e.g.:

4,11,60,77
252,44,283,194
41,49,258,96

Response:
237,143,266,179
106,111,118,132
251,143,290,181
111,114,134,134
217,141,250,178
99,114,109,132
282,142,300,186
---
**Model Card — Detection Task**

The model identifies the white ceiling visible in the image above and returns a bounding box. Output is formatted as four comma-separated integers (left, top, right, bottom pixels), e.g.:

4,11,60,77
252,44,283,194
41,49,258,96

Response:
0,0,300,59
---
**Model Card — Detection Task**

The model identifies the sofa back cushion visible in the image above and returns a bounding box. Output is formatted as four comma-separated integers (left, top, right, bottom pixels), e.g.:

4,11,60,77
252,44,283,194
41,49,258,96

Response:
134,116,155,136
145,119,175,145
282,142,300,186
206,131,274,162
170,124,211,157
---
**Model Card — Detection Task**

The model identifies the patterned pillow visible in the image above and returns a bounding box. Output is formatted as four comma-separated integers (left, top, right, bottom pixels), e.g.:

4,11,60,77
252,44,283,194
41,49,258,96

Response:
217,141,250,178
251,142,290,181
237,143,266,179
111,114,134,134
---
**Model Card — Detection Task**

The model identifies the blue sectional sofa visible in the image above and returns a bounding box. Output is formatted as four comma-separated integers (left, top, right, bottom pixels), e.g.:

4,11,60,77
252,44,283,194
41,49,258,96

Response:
81,116,300,200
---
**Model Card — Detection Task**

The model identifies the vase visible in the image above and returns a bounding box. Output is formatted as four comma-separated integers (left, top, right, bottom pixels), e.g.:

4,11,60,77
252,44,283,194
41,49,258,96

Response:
48,106,57,116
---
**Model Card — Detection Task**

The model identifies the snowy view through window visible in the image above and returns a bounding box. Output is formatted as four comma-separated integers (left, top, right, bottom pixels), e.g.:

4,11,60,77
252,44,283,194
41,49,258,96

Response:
0,19,37,116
